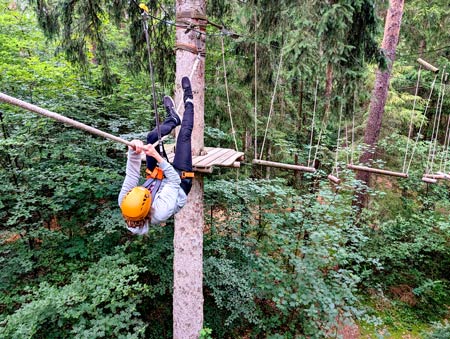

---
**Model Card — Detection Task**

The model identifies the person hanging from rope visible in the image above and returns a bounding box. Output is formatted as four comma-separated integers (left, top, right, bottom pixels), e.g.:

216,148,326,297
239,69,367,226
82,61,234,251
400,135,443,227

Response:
118,77,194,235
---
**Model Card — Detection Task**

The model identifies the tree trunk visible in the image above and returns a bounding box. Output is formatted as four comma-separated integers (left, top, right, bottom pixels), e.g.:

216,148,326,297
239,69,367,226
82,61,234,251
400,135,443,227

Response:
173,0,206,337
355,0,405,208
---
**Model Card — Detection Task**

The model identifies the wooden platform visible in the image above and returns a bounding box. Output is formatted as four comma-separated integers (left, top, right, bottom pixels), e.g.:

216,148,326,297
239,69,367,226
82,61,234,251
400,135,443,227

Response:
142,145,244,173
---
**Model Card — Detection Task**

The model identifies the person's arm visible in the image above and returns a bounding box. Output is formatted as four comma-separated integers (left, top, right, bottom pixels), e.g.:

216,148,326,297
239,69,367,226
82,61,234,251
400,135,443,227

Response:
150,160,182,223
142,144,182,222
118,140,144,206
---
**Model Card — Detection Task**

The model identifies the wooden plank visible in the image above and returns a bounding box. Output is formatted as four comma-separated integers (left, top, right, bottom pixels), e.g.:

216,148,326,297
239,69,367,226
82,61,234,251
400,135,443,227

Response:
203,147,244,165
437,172,450,180
327,174,341,184
422,177,437,184
347,164,408,178
417,58,439,73
194,148,233,167
142,146,243,172
193,166,213,173
213,151,244,166
209,149,242,167
423,173,446,180
203,149,235,167
191,147,223,166
252,159,316,172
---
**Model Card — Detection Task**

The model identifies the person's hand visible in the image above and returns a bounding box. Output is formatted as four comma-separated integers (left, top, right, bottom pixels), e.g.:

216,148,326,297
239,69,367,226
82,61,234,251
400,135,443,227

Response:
129,139,144,154
143,144,164,163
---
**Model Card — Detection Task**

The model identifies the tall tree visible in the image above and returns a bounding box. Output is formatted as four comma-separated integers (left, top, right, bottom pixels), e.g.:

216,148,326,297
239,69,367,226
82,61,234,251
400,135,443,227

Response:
356,0,405,208
173,0,206,337
31,0,174,93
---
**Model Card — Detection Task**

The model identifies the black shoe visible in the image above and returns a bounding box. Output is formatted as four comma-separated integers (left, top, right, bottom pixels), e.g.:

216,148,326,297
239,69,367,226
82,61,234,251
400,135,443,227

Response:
181,76,193,103
163,95,181,126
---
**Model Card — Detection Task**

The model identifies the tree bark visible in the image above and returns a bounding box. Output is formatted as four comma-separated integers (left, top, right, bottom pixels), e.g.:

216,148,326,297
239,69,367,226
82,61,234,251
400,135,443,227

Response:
355,0,405,208
173,0,206,337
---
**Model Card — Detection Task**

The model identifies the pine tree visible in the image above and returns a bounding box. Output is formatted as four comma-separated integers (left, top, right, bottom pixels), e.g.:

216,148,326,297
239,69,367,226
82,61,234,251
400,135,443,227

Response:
355,0,405,208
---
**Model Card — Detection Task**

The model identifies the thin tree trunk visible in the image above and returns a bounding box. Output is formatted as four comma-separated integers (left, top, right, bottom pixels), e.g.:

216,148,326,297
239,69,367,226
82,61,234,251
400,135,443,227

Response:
173,0,206,337
355,0,405,208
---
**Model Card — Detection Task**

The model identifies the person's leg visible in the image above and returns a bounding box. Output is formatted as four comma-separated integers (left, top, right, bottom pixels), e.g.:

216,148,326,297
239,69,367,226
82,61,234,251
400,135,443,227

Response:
146,96,181,170
172,77,194,172
171,77,193,195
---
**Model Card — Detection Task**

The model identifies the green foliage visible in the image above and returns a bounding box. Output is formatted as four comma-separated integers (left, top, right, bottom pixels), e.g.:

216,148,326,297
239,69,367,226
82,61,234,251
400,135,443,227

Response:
361,213,450,320
425,321,450,339
0,255,147,339
30,0,175,93
203,178,375,337
199,327,213,339
1,1,450,338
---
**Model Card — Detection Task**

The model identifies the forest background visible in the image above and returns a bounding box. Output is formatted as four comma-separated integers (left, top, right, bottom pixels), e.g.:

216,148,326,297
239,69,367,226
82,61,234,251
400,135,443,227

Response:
0,0,449,338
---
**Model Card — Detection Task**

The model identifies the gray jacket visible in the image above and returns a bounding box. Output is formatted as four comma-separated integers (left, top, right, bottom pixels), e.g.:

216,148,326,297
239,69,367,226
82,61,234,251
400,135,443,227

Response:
118,149,187,233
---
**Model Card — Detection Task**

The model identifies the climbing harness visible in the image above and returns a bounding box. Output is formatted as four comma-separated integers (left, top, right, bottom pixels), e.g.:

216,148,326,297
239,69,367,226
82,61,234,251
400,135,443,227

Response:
146,167,164,180
142,175,163,205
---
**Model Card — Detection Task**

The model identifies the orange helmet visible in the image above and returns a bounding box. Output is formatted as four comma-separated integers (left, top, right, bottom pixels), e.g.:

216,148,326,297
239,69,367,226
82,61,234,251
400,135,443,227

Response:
120,186,152,221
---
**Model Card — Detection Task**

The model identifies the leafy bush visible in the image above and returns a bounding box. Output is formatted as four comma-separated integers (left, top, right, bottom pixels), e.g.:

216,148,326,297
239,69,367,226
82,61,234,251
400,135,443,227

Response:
361,213,450,319
424,321,450,339
0,254,147,339
203,178,374,338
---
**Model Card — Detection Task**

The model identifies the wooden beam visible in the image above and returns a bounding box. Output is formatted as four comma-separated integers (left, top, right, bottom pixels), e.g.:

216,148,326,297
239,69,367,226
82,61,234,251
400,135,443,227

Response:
347,164,408,178
192,166,213,174
437,172,450,180
423,173,446,180
327,174,341,184
252,159,316,172
417,58,439,73
422,177,437,184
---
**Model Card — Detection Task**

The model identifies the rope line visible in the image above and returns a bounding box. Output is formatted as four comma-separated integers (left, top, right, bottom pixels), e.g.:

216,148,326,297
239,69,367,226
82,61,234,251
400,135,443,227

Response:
254,27,258,159
139,0,450,59
439,81,450,173
426,67,446,174
221,36,239,151
345,123,349,166
175,42,202,115
307,80,319,167
333,97,344,177
402,66,422,173
259,50,283,159
312,101,330,167
0,93,133,147
406,73,439,173
351,90,356,164
141,10,163,156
